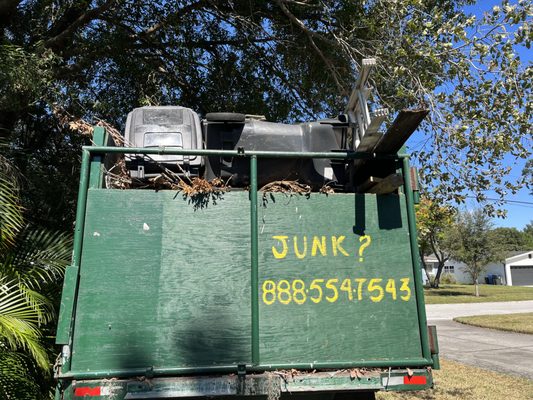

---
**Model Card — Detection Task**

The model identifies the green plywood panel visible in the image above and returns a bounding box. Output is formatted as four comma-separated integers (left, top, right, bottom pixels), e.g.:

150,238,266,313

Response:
156,193,252,367
258,194,421,363
72,190,251,371
70,190,422,373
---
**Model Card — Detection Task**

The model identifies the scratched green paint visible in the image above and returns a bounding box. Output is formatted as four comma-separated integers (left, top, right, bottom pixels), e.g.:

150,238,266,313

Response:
70,190,421,372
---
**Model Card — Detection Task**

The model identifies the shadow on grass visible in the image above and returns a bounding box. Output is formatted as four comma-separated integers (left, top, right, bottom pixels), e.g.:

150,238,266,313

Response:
438,387,474,398
378,386,474,399
426,290,467,297
427,290,487,298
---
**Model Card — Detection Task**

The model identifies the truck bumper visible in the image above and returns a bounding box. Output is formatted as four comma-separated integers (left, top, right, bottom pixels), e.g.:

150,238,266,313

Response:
57,368,433,399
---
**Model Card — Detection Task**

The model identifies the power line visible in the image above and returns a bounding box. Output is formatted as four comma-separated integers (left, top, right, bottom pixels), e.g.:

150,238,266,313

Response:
466,196,533,206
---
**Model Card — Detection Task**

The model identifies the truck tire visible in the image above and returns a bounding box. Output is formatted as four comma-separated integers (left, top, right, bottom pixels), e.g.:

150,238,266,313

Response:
334,392,376,400
205,112,246,122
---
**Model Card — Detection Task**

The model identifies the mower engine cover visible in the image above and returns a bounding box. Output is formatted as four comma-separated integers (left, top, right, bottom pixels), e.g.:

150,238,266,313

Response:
124,106,204,178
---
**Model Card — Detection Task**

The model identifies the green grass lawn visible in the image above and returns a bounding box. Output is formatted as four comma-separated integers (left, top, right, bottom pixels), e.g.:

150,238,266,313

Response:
377,358,533,400
454,313,533,334
423,284,533,304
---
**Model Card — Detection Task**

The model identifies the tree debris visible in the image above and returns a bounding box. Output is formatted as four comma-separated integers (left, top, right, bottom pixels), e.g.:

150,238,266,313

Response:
173,177,228,197
319,184,335,194
260,180,311,194
105,158,132,189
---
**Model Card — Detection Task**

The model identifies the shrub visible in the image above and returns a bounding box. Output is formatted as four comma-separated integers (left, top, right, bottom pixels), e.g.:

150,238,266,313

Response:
440,273,457,284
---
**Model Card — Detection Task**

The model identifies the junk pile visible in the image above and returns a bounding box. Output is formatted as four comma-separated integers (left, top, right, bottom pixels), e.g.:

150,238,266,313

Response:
102,59,427,196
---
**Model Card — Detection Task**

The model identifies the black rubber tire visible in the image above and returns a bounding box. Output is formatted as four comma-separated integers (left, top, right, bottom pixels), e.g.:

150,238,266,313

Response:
334,391,376,400
205,112,246,122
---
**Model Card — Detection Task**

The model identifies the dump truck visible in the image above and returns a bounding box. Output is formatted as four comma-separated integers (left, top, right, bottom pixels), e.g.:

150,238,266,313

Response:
55,60,439,400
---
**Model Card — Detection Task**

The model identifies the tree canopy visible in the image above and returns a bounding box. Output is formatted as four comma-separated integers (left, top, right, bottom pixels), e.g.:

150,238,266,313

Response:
1,0,531,227
416,196,456,287
489,226,531,253
522,221,533,248
448,209,503,296
524,159,533,195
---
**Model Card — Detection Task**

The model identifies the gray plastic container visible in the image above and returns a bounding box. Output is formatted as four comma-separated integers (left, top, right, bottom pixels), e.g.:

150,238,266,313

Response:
204,117,348,187
124,106,203,177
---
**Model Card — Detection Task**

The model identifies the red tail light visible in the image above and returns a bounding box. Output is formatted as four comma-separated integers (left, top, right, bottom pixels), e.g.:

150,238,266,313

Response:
74,387,101,396
403,375,427,385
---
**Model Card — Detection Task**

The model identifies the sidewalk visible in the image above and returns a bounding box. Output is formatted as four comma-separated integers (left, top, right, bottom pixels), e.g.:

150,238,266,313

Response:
426,300,533,320
426,300,533,380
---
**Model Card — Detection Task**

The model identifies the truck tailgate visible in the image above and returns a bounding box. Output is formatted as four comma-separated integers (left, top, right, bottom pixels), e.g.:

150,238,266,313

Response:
62,190,429,374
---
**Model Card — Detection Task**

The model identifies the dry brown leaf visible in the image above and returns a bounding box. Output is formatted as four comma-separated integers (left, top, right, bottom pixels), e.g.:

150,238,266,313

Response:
319,184,335,194
96,120,125,146
260,180,311,194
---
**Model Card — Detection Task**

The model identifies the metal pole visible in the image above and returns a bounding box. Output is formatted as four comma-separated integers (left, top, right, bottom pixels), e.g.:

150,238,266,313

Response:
72,149,91,269
250,156,260,365
59,357,433,379
56,149,91,368
402,157,432,364
83,145,407,160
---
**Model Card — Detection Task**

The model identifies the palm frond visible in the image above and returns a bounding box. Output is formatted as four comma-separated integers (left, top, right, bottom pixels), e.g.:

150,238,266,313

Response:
0,151,21,179
0,350,42,399
18,286,55,325
0,175,24,247
1,227,73,290
0,278,49,370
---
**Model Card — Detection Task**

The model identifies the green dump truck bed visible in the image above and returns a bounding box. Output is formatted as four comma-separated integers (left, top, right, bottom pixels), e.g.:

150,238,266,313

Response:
55,134,438,399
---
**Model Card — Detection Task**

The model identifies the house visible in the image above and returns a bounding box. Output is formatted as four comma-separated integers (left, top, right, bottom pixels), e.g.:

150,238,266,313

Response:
423,250,533,286
504,251,533,286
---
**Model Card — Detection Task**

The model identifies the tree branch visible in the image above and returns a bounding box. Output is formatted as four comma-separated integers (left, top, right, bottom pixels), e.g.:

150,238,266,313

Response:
0,0,22,26
44,0,118,49
274,0,346,95
139,0,208,37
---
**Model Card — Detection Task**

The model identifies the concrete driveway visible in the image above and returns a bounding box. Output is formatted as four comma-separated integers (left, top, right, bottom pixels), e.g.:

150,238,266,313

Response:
426,301,533,380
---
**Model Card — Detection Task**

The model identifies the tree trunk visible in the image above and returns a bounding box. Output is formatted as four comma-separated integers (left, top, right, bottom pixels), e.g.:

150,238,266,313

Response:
433,266,443,288
474,279,479,297
423,265,433,286
433,260,447,288
419,250,432,286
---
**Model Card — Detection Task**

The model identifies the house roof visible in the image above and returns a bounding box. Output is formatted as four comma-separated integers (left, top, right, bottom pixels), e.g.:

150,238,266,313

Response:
505,251,533,263
506,250,528,258
424,251,533,266
423,254,439,263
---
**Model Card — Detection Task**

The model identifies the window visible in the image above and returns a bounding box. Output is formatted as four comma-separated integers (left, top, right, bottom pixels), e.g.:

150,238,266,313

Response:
444,265,455,273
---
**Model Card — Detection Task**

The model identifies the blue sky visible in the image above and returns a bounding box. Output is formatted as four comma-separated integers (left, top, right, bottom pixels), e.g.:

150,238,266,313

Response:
465,1,532,230
408,0,532,230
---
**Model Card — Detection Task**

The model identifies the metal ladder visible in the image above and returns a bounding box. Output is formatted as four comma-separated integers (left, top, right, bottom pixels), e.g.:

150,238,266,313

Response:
345,58,389,152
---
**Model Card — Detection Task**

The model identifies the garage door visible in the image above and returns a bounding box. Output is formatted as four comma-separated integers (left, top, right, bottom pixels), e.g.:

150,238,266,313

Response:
511,265,533,286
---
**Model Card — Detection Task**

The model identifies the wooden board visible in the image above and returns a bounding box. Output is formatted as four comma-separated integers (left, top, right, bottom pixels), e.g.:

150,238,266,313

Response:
356,130,382,153
72,190,251,371
374,109,428,154
70,190,422,372
258,193,421,363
